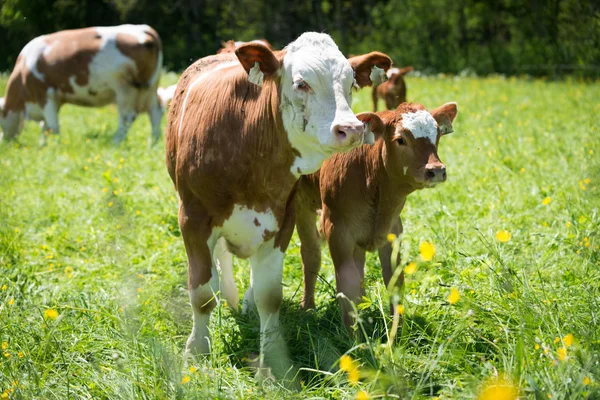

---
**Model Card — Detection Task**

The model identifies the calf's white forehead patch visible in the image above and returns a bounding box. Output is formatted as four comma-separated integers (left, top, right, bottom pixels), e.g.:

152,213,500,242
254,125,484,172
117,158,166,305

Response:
401,110,438,144
386,67,400,79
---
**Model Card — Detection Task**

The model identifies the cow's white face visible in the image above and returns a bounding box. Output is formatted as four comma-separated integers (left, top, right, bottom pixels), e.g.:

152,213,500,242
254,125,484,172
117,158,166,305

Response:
279,33,365,175
0,99,25,140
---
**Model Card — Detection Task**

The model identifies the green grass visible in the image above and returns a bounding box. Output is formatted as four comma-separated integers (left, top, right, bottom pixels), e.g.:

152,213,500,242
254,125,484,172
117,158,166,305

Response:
0,73,599,399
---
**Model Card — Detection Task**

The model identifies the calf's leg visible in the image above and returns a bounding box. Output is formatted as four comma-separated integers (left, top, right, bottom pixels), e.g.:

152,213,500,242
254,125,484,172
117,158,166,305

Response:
329,231,362,328
296,203,321,310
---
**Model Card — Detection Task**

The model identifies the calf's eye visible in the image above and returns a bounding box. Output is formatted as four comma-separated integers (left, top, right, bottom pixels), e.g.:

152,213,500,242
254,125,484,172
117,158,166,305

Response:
396,137,406,145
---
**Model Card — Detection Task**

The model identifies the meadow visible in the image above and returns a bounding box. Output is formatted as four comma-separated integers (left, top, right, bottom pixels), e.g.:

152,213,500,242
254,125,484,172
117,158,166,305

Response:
0,72,598,399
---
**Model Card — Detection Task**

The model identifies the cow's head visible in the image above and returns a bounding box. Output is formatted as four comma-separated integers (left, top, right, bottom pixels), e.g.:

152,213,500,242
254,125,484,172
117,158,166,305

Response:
235,33,392,175
357,102,458,188
0,98,25,141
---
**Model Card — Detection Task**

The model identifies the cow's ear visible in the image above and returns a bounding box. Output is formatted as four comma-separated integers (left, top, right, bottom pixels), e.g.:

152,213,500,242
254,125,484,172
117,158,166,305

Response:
431,102,458,135
398,66,414,76
348,52,393,88
356,112,385,145
235,43,280,86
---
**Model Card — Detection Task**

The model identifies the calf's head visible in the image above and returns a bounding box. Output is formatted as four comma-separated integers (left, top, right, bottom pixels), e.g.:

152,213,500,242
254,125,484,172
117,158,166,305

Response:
359,102,458,188
235,33,391,172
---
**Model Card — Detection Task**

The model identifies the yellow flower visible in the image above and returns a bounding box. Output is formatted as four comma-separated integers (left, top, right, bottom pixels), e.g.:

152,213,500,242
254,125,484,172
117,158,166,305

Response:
535,344,540,350
1,391,7,399
496,230,511,242
557,347,567,361
17,352,24,358
348,368,359,385
553,337,560,343
108,202,113,207
3,352,10,359
404,262,417,275
355,390,370,400
1,285,6,291
583,377,591,385
189,366,197,373
8,298,14,306
136,210,141,215
563,334,574,347
44,309,59,320
386,233,397,243
396,304,404,315
448,288,460,304
578,215,586,223
103,187,108,193
181,375,190,384
519,168,525,174
1,342,7,350
542,197,551,205
340,355,354,372
477,375,519,400
419,241,435,261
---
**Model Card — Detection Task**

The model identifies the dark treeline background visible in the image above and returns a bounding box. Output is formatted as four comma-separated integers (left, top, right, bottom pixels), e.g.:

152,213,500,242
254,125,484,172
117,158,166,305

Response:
0,0,598,76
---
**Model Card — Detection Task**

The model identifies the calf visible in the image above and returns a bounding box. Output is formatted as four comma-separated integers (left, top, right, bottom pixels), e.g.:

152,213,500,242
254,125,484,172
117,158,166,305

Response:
165,32,391,378
296,101,457,326
372,66,414,111
0,24,163,144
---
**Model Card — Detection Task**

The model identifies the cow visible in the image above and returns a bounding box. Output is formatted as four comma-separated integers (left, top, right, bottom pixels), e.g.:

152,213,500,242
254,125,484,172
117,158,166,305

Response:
296,101,458,327
372,66,414,111
0,24,163,144
165,32,392,379
217,39,274,54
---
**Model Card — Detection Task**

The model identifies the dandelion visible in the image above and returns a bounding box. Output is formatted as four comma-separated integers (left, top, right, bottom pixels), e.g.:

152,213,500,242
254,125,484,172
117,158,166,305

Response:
563,334,574,347
448,288,460,304
566,221,571,228
8,298,14,306
583,377,591,385
44,309,59,320
136,210,141,215
3,352,10,359
519,168,525,174
1,391,7,399
419,241,435,261
496,230,511,242
535,344,540,350
189,366,197,373
355,390,370,400
137,288,143,293
477,375,519,400
386,233,397,243
542,197,551,205
590,150,594,155
579,181,586,190
340,355,354,372
14,228,19,233
1,342,7,350
17,352,24,358
553,337,560,344
119,158,124,163
557,347,567,361
108,201,113,207
348,368,359,385
404,262,417,275
396,304,404,315
113,177,119,183
181,375,190,384
1,285,6,291
103,187,108,193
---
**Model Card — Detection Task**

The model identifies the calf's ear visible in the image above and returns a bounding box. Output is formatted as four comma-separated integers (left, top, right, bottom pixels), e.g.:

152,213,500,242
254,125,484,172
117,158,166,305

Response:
348,52,393,88
235,43,280,86
431,102,458,135
356,112,385,145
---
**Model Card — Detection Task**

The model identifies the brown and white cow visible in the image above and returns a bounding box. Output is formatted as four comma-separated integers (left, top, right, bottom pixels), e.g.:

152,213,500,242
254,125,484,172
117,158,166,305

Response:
165,32,391,378
296,101,458,327
0,24,163,144
372,66,414,111
217,39,274,54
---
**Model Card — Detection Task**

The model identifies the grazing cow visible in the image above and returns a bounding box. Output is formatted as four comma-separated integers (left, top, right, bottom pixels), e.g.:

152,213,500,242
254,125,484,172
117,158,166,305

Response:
165,32,391,379
0,24,163,144
157,84,177,108
372,66,414,111
296,101,458,327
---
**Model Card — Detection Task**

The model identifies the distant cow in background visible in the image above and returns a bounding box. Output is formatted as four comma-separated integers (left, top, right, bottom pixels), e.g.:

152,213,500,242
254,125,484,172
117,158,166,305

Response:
372,66,414,111
0,24,163,144
296,101,457,327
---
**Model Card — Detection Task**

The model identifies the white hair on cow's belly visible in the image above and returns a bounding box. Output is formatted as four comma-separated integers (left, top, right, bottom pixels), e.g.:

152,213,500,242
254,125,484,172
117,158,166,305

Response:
401,110,438,144
20,36,48,81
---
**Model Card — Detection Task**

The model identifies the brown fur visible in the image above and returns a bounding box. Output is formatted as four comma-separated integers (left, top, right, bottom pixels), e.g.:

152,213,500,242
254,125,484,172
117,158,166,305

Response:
296,101,458,326
372,66,414,111
116,26,162,87
217,39,274,54
348,52,393,88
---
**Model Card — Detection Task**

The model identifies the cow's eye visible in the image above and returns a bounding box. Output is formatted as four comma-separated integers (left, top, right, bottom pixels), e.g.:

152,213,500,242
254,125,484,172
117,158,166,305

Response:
396,137,406,145
295,80,311,92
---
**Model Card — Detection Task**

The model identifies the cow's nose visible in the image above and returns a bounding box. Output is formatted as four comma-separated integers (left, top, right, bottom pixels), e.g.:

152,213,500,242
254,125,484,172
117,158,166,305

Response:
333,122,364,143
425,164,447,182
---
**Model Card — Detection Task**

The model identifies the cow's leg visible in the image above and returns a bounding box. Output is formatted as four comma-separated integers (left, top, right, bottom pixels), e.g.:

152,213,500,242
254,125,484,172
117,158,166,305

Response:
353,246,366,297
378,217,404,315
296,202,321,310
148,95,163,145
329,230,361,327
372,87,378,112
250,238,292,380
214,237,239,311
180,204,219,356
113,88,137,144
40,98,60,146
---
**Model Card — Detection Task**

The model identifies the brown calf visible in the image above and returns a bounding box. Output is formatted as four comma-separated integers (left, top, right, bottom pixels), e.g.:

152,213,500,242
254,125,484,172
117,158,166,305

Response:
372,66,414,111
166,32,392,378
296,101,458,326
0,25,163,144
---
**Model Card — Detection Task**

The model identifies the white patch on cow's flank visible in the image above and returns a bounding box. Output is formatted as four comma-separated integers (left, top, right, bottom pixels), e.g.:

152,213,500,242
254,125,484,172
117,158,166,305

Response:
97,24,150,44
20,36,48,81
178,61,238,138
401,110,438,144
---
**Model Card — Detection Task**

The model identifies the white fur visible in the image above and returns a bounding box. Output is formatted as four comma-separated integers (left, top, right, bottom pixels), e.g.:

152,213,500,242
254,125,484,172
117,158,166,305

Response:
401,110,438,144
386,67,400,78
220,204,279,258
370,65,387,86
157,84,177,108
178,61,238,138
20,36,48,81
96,24,150,44
280,33,364,177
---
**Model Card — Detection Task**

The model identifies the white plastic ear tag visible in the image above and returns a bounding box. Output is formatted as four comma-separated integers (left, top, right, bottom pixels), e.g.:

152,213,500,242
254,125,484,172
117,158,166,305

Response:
248,62,264,86
439,118,454,135
363,122,376,145
370,65,387,87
